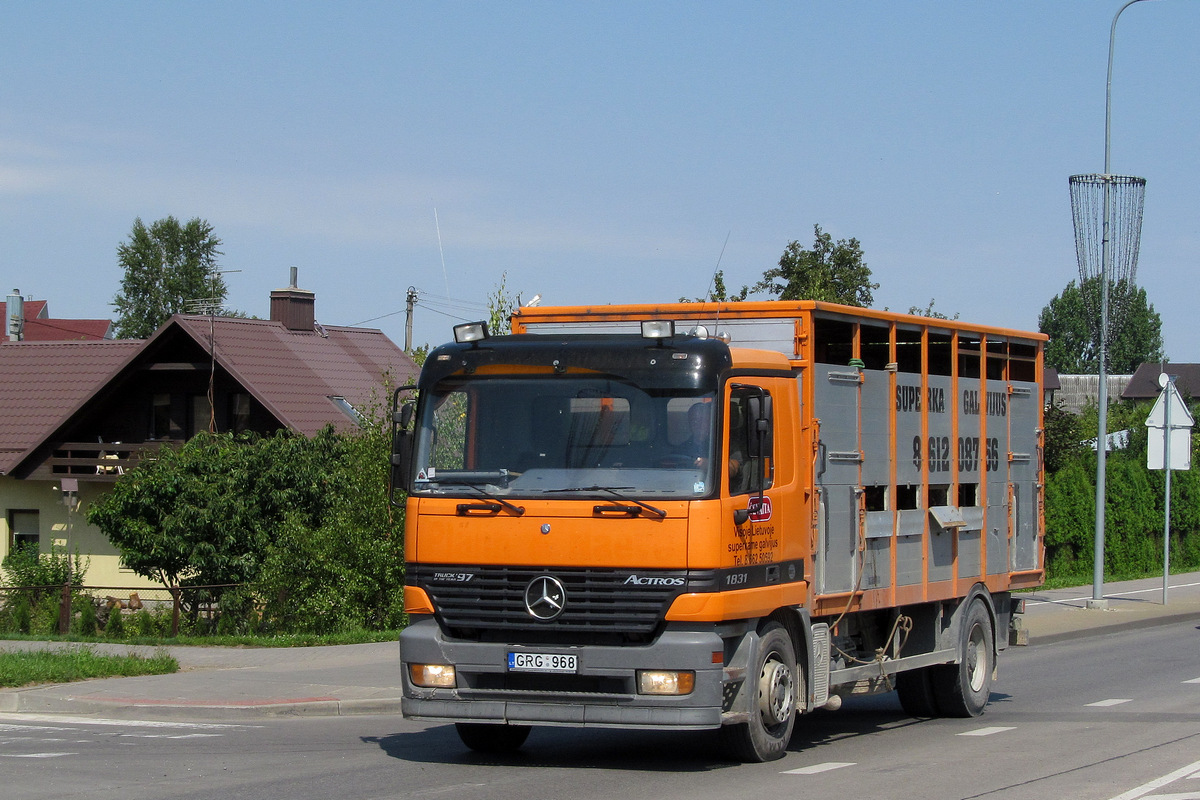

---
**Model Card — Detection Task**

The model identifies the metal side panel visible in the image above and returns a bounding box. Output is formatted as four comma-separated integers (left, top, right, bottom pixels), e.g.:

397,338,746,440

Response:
810,622,830,708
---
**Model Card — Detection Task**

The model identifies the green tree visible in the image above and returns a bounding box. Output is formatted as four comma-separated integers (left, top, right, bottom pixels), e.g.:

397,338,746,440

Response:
1038,276,1164,374
907,298,959,319
488,272,519,335
1042,401,1087,474
86,430,347,589
112,216,228,339
256,400,406,632
754,224,877,306
679,270,750,303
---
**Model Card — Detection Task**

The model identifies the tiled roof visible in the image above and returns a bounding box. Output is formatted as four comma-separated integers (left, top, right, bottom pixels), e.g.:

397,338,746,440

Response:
21,318,113,341
0,340,142,474
171,315,418,435
1123,363,1200,401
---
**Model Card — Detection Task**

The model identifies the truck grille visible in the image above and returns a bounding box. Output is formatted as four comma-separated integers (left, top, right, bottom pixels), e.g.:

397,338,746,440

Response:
411,565,716,645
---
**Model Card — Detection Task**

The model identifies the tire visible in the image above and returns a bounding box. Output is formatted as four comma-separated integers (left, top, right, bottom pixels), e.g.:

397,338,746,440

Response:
895,666,940,717
719,622,799,762
930,599,994,717
455,722,532,754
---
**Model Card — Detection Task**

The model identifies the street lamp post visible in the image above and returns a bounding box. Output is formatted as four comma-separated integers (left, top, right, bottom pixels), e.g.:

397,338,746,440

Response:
1088,0,1157,610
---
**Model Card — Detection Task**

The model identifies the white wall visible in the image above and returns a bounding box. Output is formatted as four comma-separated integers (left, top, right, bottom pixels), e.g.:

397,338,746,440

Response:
0,476,163,590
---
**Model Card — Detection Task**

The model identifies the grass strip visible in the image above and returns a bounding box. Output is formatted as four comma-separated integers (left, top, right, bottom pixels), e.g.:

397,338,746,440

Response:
0,629,400,648
0,647,179,688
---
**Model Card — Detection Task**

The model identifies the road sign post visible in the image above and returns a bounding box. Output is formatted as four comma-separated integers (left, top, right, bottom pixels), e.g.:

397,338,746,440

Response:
1146,373,1194,604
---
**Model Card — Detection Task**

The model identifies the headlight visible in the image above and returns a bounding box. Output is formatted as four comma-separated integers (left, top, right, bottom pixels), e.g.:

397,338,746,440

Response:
409,663,456,688
637,670,695,695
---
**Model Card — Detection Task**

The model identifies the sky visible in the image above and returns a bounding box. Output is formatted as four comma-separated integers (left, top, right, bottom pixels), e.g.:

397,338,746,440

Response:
2,1,1197,361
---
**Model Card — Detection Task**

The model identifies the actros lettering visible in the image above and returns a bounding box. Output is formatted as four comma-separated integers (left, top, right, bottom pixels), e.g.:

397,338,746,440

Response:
623,575,685,587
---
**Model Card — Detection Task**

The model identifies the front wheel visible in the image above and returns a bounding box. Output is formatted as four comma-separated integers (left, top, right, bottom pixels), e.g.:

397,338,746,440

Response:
455,722,532,754
719,622,799,762
930,599,994,717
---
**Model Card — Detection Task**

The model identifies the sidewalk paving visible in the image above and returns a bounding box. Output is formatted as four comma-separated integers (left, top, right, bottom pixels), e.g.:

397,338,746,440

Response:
2,572,1198,721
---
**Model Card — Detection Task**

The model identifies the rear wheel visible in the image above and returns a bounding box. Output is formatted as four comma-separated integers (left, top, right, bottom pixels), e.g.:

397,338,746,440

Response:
931,599,994,717
455,722,532,754
719,622,799,762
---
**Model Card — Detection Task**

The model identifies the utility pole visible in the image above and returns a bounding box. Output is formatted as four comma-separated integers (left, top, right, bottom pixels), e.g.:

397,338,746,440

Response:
405,286,418,352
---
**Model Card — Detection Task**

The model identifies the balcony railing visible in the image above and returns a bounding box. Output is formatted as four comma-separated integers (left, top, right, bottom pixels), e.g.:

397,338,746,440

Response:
48,441,175,481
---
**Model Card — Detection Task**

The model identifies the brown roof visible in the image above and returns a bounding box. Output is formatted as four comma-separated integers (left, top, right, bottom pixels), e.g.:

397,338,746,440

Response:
0,339,142,473
22,318,113,341
170,315,417,435
8,298,114,341
1,313,416,478
1123,363,1200,401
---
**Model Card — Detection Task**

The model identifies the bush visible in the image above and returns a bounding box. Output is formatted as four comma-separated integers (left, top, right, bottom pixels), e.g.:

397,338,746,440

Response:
73,598,98,637
134,608,157,638
1,543,89,592
105,608,125,638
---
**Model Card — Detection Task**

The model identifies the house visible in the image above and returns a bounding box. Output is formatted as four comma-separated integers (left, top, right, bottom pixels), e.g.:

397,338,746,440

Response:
1047,372,1133,414
0,283,418,589
1123,363,1200,402
6,291,114,341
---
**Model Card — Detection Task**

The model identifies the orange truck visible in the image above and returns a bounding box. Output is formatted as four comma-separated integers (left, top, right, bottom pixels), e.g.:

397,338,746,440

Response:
391,301,1045,761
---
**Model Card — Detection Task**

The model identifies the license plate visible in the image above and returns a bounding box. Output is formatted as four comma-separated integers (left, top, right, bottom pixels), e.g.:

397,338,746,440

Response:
507,652,578,673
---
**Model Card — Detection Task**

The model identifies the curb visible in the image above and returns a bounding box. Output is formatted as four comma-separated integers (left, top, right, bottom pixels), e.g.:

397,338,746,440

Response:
1026,606,1200,646
0,690,406,720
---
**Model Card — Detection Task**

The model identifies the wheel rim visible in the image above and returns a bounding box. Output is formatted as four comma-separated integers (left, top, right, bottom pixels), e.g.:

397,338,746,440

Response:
966,624,987,693
758,654,794,726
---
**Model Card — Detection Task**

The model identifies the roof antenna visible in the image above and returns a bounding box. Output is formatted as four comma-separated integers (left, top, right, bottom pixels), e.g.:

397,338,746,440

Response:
710,231,731,337
434,208,451,299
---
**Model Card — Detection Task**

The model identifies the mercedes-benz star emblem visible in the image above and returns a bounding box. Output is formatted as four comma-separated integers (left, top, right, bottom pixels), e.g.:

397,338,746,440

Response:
524,575,566,621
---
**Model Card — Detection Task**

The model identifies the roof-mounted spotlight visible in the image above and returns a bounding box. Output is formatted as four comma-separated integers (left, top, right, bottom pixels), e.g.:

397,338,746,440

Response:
453,321,490,344
641,320,675,339
689,325,709,340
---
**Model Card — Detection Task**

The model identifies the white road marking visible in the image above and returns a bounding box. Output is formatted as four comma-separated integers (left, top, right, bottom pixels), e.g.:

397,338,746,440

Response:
1107,758,1200,800
0,713,249,729
1087,698,1133,707
783,762,856,774
1184,677,1200,684
117,732,223,740
0,752,77,758
957,726,1015,736
1138,793,1200,800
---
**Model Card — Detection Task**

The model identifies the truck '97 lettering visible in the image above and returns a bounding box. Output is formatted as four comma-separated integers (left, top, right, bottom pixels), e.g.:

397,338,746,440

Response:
391,301,1044,762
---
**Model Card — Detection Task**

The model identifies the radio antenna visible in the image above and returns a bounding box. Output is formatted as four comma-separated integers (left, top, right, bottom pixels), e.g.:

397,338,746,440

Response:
434,207,451,298
708,230,731,331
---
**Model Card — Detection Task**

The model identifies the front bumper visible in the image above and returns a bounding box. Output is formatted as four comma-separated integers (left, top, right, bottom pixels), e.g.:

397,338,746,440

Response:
400,618,725,729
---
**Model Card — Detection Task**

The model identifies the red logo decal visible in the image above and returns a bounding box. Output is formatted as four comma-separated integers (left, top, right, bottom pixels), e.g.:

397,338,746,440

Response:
748,496,772,523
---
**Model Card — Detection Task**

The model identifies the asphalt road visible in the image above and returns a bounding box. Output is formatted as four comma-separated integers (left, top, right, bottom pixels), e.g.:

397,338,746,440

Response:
3,619,1198,800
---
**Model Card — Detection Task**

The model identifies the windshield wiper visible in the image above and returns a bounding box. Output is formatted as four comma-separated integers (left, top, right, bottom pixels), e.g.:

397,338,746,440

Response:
420,471,525,516
457,483,525,516
546,486,667,519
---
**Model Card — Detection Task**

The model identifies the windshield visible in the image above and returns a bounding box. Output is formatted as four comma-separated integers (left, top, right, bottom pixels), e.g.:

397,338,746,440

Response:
413,376,717,499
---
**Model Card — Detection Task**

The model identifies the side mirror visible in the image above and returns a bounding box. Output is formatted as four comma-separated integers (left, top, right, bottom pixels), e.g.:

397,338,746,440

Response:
745,394,773,460
390,386,418,505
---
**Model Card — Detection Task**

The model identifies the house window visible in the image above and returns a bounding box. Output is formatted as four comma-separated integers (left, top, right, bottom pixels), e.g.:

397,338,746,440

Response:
192,394,213,436
151,393,172,439
230,393,251,433
9,510,39,553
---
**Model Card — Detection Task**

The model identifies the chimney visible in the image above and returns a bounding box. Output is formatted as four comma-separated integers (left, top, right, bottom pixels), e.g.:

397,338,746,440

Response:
269,268,315,332
7,289,24,342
